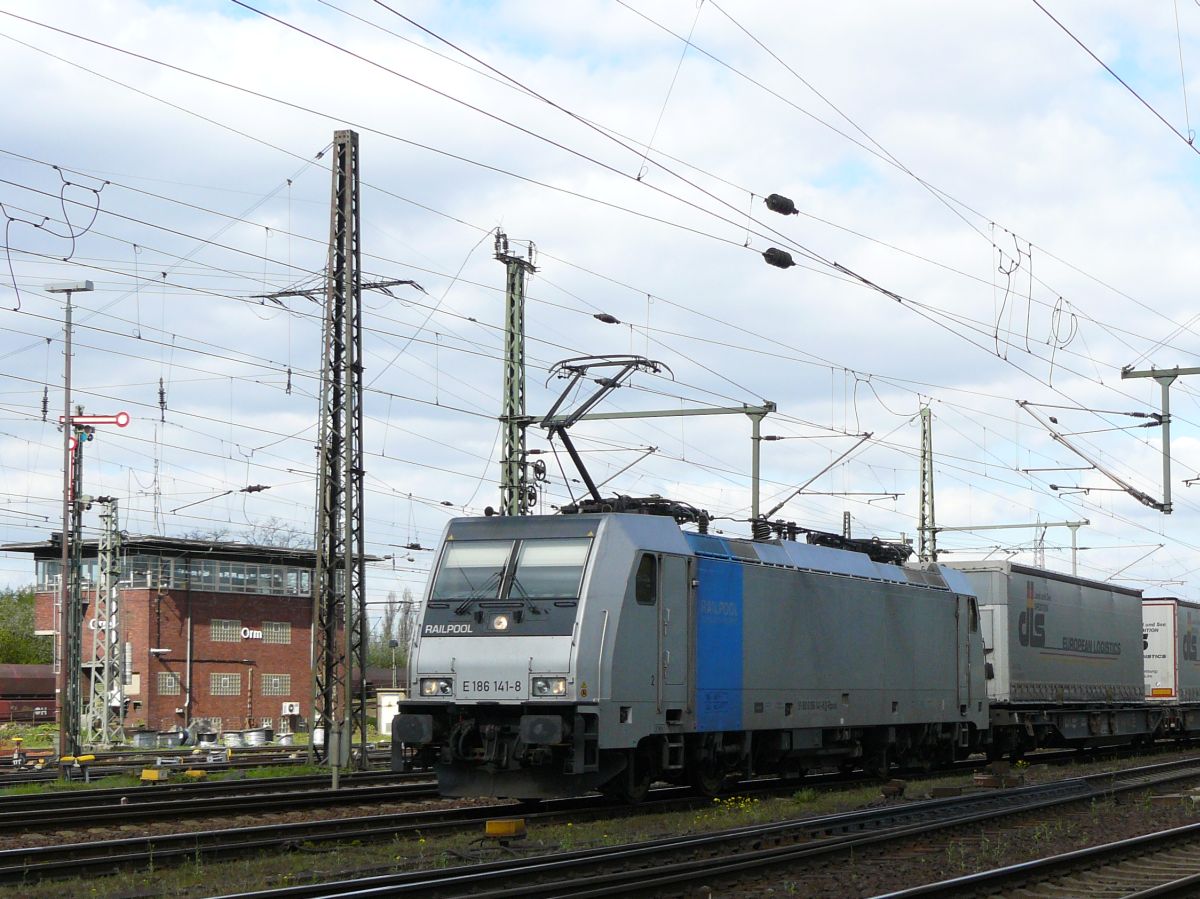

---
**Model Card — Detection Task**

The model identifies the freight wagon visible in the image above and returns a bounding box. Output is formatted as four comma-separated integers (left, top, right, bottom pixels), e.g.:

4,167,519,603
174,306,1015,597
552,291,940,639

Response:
1143,597,1200,734
946,561,1162,756
0,664,55,722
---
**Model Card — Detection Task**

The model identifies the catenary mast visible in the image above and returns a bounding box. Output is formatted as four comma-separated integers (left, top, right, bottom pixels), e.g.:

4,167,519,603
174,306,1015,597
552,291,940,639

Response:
310,130,368,770
496,232,536,516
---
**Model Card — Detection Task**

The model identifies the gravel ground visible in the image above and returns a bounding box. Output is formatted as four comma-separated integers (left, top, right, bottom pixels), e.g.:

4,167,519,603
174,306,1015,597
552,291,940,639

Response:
714,786,1200,897
8,748,1200,898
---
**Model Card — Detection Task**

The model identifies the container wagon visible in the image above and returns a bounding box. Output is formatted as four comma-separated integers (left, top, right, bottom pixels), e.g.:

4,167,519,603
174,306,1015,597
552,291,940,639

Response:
947,561,1160,756
1143,596,1200,735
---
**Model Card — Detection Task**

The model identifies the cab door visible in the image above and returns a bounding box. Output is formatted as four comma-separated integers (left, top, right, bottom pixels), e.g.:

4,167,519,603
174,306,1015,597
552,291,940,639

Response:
957,594,976,711
659,554,690,709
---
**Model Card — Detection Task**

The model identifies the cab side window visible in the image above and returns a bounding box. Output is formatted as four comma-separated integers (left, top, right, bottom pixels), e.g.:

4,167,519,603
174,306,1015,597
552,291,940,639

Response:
635,554,658,606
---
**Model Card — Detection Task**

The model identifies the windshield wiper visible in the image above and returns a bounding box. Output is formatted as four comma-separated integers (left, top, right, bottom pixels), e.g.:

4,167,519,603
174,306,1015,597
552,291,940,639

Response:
508,578,542,617
453,570,504,616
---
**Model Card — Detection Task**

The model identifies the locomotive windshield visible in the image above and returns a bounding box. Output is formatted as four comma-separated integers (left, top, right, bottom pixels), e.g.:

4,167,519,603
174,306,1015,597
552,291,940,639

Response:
510,538,590,599
422,536,592,637
430,541,512,601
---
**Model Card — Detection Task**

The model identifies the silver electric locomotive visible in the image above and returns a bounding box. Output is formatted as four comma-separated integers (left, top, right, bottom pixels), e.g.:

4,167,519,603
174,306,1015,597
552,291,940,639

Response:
393,511,988,799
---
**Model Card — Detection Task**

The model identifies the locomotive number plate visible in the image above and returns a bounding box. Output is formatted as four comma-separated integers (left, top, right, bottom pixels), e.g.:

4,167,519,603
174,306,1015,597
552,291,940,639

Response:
461,679,523,695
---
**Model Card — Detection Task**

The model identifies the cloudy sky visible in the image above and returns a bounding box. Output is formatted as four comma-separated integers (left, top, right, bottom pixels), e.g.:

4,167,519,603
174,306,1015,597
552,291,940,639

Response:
2,0,1200,607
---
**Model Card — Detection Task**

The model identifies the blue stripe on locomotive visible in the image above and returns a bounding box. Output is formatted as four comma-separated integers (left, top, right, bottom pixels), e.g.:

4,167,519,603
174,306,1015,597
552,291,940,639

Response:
695,556,743,731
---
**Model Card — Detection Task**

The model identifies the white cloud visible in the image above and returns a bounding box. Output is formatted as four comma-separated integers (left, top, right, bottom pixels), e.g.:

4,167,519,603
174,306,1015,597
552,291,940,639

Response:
1,0,1199,598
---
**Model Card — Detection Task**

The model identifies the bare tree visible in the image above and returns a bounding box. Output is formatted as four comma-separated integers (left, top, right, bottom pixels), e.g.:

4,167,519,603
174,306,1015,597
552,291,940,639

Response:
396,587,417,649
178,526,232,542
368,588,418,675
380,590,400,647
242,516,312,548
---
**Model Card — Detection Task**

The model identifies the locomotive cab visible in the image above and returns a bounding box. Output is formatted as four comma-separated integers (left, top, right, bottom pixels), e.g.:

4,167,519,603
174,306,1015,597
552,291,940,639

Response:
393,513,672,798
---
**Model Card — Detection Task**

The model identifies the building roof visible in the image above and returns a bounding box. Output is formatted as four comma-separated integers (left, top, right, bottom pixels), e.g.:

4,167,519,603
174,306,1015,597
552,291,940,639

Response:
1,535,380,567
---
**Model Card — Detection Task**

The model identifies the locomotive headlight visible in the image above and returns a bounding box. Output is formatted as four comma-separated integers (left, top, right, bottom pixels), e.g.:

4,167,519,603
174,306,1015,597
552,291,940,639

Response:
491,614,510,631
419,677,454,697
532,677,568,697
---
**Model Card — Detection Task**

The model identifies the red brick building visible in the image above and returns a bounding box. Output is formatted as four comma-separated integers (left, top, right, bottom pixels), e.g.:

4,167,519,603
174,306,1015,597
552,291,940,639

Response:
5,537,326,734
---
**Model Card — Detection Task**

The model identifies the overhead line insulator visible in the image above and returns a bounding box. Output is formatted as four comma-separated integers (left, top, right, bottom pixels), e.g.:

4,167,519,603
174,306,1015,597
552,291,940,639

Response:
764,193,798,216
762,247,795,269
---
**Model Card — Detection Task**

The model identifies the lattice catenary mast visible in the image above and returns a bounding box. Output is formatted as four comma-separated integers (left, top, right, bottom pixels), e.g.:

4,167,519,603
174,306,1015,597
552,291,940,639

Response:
310,130,368,770
496,231,536,515
917,406,936,562
84,497,124,747
55,410,129,757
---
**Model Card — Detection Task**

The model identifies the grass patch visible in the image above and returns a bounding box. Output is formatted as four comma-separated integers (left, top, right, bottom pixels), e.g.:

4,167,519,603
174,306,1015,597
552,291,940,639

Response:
0,773,142,798
231,763,330,780
0,723,58,748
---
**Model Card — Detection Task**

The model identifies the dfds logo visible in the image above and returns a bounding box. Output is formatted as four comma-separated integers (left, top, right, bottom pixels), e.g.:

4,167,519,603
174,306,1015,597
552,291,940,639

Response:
1018,580,1045,648
1018,610,1046,647
1183,634,1198,661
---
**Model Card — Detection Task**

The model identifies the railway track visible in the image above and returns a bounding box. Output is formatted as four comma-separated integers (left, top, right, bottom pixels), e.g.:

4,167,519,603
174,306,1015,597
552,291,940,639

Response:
0,779,767,885
0,768,429,811
0,746,393,786
196,756,1200,898
878,819,1200,897
0,772,437,834
2,748,1193,891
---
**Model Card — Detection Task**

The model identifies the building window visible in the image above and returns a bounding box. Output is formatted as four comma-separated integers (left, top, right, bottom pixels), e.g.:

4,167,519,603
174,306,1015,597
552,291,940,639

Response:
36,559,62,589
157,672,181,696
210,672,241,696
261,674,291,696
262,621,291,645
194,559,217,590
211,619,241,642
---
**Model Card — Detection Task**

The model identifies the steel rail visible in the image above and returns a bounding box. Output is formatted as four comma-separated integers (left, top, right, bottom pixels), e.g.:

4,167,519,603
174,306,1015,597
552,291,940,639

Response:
207,757,1200,898
0,770,428,812
875,819,1200,897
0,780,440,834
0,748,393,786
2,753,1194,890
0,787,663,884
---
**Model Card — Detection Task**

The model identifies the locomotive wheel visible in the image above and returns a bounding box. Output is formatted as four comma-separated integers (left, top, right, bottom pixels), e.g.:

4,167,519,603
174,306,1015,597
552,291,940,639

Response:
688,757,724,797
625,747,653,802
601,747,653,803
911,745,937,773
865,746,890,779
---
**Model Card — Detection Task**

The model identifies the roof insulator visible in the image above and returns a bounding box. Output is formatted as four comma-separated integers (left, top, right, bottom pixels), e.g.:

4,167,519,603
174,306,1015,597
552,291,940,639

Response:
593,312,620,324
762,247,795,269
765,193,798,216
